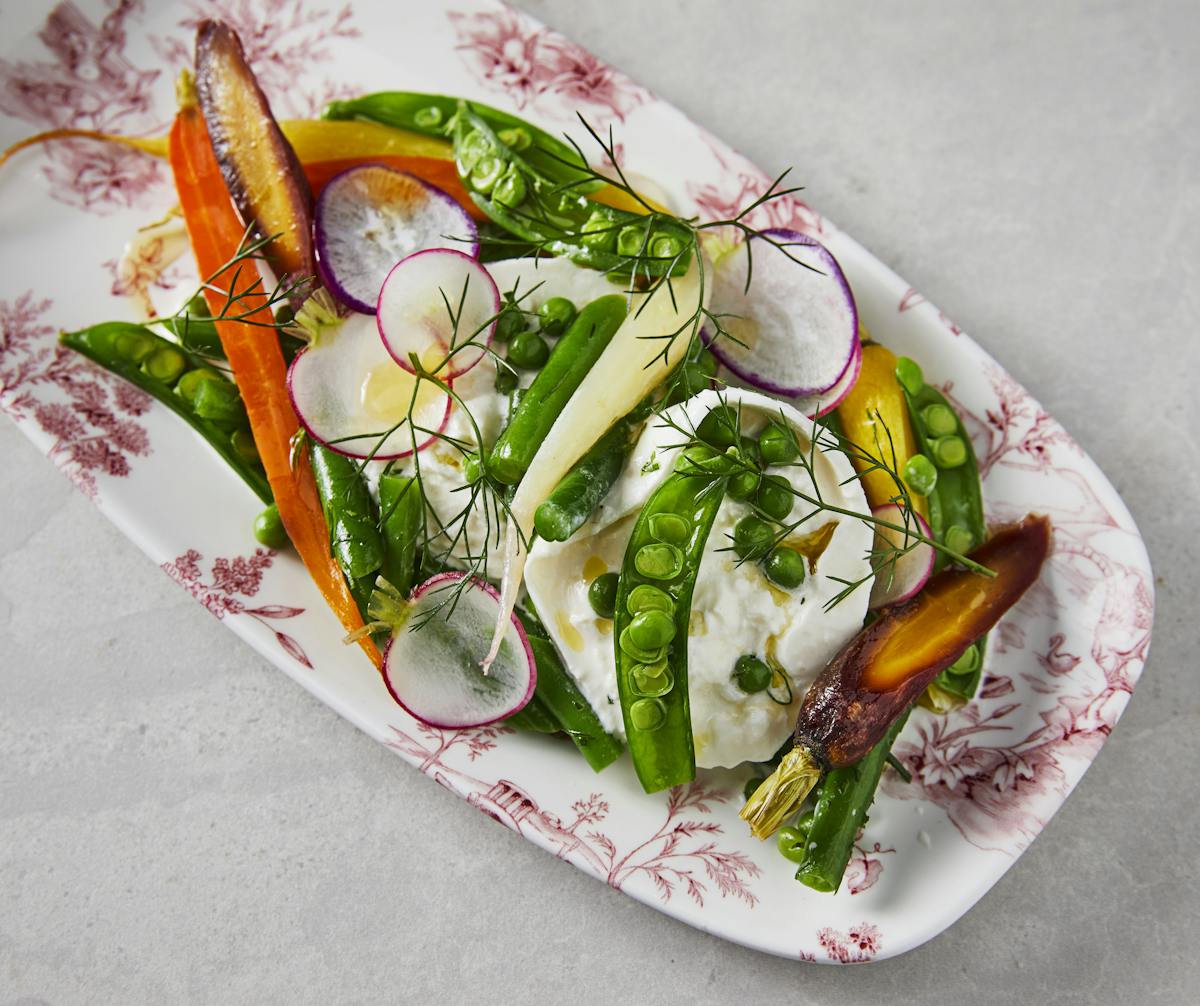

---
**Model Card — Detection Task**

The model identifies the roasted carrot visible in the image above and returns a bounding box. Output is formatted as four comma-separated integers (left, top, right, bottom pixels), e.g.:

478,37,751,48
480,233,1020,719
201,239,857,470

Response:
168,72,379,668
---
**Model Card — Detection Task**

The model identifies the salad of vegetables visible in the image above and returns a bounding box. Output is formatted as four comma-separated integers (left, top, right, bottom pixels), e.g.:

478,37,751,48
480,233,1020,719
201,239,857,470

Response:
4,21,1052,896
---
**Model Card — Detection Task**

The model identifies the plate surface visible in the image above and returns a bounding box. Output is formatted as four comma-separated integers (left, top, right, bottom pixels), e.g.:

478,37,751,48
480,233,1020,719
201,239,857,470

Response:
0,0,1153,962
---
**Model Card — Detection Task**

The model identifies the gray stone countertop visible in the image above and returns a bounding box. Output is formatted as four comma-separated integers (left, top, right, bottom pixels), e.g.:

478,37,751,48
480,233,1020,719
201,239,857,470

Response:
2,0,1197,1002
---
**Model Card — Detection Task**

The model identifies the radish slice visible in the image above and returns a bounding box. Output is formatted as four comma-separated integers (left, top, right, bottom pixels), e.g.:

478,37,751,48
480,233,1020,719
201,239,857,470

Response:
868,504,935,609
288,311,452,459
383,573,536,728
377,248,499,380
314,165,478,314
795,337,863,419
706,229,857,397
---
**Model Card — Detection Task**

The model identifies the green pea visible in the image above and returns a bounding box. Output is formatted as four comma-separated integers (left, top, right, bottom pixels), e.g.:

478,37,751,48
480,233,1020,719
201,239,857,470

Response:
947,644,981,676
651,234,684,260
497,125,531,150
627,583,674,615
114,329,156,363
776,825,808,864
944,524,975,556
796,810,816,835
631,662,674,698
634,542,683,580
580,209,615,249
696,405,740,448
743,776,765,801
673,363,711,399
142,345,186,383
758,421,799,465
231,429,259,464
738,435,763,469
253,503,289,549
494,366,518,394
413,105,444,129
456,129,491,173
902,454,939,496
176,367,223,406
755,474,794,522
648,512,689,544
506,330,549,369
733,515,774,560
618,627,666,664
628,609,676,649
895,356,925,396
932,435,968,469
191,378,244,425
678,443,736,477
470,155,505,193
463,452,486,484
728,468,761,501
732,654,772,693
764,546,806,589
587,571,620,619
492,168,527,209
628,697,666,732
537,296,576,336
922,403,958,437
494,306,525,343
617,224,649,258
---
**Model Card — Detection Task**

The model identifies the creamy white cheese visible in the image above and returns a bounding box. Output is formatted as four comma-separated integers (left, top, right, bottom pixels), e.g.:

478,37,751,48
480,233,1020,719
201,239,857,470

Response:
525,388,874,769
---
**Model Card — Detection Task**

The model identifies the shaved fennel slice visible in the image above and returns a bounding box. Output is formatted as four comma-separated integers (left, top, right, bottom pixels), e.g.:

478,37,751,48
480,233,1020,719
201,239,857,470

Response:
482,255,710,670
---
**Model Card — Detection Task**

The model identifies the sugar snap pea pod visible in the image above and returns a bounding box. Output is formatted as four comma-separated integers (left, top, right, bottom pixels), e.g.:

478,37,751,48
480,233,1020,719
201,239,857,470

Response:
527,635,624,771
309,443,384,615
504,694,560,734
323,91,596,192
614,450,730,793
895,356,988,701
160,294,223,357
533,399,650,542
60,321,271,503
377,474,423,600
793,710,911,893
453,105,691,278
489,294,629,485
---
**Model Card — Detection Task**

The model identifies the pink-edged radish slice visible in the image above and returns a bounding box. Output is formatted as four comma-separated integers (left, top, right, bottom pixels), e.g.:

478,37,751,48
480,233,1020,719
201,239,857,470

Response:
382,572,536,728
794,336,862,419
314,165,478,314
706,228,858,397
288,310,451,460
868,504,935,609
377,248,499,380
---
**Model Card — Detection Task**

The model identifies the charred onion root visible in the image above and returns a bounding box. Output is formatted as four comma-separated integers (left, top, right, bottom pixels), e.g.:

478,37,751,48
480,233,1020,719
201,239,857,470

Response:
742,514,1052,840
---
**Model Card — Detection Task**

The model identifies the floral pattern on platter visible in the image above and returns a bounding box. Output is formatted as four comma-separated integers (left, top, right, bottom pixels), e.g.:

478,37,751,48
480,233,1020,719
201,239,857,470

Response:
385,723,761,907
449,7,648,124
1,292,151,497
161,547,313,668
0,0,165,213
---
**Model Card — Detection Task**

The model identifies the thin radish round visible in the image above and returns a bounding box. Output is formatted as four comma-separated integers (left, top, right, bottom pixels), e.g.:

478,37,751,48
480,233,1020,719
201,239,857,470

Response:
314,165,478,314
868,504,935,609
383,573,536,728
288,311,451,459
377,248,499,380
794,336,862,419
706,229,857,397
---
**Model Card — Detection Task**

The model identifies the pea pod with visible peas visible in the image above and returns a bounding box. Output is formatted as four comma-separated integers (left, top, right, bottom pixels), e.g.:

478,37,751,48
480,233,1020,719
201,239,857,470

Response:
896,356,988,703
310,443,384,617
613,446,730,792
59,321,271,503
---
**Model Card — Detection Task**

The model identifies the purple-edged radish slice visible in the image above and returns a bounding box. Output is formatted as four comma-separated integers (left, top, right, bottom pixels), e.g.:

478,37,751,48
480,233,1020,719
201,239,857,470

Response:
794,336,862,419
382,573,536,728
377,248,499,380
315,165,478,314
288,311,451,459
868,504,935,609
706,228,858,397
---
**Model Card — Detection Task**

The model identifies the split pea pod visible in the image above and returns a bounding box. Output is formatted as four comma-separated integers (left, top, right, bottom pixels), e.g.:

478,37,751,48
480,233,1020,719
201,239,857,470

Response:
613,447,730,793
59,321,271,503
310,443,384,616
488,294,629,485
896,356,988,702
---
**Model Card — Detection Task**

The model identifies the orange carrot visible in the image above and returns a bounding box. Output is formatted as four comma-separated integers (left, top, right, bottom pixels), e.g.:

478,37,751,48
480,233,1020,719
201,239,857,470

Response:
168,82,380,668
302,156,487,221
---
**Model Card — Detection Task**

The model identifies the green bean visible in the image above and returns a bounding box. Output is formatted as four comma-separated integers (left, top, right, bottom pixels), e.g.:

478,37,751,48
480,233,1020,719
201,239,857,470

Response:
534,400,651,542
377,474,423,600
489,294,629,485
310,443,384,616
897,357,988,701
613,450,729,792
452,105,691,278
794,711,911,893
60,322,271,503
323,91,599,193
